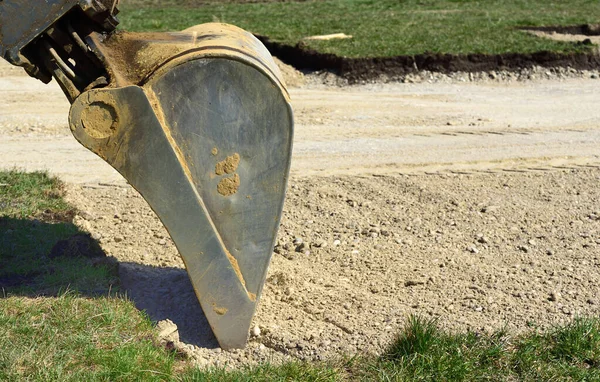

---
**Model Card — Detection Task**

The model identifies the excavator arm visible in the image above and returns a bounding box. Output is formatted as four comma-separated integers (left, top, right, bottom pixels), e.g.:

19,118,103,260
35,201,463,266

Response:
0,0,293,350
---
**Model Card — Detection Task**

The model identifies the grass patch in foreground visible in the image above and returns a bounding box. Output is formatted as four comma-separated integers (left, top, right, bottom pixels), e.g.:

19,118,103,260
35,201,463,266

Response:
0,293,175,381
365,315,600,381
118,0,600,58
0,170,116,296
187,316,600,381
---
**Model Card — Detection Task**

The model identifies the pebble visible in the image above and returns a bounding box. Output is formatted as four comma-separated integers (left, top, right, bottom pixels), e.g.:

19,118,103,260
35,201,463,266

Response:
252,326,261,337
313,239,327,248
477,235,489,244
296,242,309,252
405,280,425,287
333,239,341,247
517,245,529,253
293,237,303,245
158,239,167,246
156,319,179,342
467,245,479,254
549,291,560,302
481,205,499,213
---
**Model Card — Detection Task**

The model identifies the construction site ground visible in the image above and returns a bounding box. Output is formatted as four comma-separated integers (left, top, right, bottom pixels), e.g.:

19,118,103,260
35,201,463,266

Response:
1,59,599,367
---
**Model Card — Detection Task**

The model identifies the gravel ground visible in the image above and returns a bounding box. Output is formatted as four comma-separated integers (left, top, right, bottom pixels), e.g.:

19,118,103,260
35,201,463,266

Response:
66,168,600,367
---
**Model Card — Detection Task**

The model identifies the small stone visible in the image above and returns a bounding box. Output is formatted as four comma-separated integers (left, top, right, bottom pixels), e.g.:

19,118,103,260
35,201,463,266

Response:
295,242,308,252
157,319,179,342
395,238,402,244
252,326,261,337
477,235,489,244
405,280,425,287
91,232,102,240
370,232,378,238
517,245,529,253
114,236,123,243
313,239,327,248
587,298,597,305
78,211,95,221
481,205,499,213
293,237,303,245
528,239,537,246
591,73,599,79
158,239,167,246
549,291,560,302
547,249,554,256
467,245,479,254
333,239,341,247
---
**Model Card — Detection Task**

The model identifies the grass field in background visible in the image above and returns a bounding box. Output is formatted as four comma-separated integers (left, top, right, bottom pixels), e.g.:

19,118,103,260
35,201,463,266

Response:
119,0,600,58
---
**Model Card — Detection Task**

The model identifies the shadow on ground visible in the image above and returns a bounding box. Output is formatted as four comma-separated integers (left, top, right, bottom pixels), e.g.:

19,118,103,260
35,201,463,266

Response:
1,216,218,348
119,262,219,349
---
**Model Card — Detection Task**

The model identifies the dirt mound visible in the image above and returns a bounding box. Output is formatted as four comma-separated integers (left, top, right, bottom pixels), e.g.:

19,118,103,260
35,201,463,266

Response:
66,168,600,367
258,36,600,83
273,57,305,87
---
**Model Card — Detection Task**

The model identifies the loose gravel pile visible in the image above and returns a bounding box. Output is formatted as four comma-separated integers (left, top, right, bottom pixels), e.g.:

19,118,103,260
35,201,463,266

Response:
67,168,600,367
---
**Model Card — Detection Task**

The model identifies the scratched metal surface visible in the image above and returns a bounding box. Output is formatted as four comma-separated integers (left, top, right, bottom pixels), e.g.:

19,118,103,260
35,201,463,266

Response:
68,25,293,348
0,0,77,63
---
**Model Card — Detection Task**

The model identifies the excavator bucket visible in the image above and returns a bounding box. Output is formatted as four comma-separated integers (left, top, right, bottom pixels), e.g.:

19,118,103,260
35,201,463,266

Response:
0,1,293,349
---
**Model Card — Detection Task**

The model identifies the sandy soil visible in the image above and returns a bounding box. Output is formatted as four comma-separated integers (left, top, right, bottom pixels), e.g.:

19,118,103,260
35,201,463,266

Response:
1,59,600,367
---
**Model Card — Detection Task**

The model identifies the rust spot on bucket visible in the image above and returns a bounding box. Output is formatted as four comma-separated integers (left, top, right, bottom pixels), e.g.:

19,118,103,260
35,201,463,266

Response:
215,153,240,175
225,249,246,288
217,174,240,196
212,304,228,316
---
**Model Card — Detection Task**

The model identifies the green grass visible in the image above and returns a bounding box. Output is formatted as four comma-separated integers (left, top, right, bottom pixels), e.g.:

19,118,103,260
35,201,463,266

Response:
2,170,599,380
118,0,600,58
0,293,176,381
0,169,72,219
0,170,115,295
365,315,600,381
